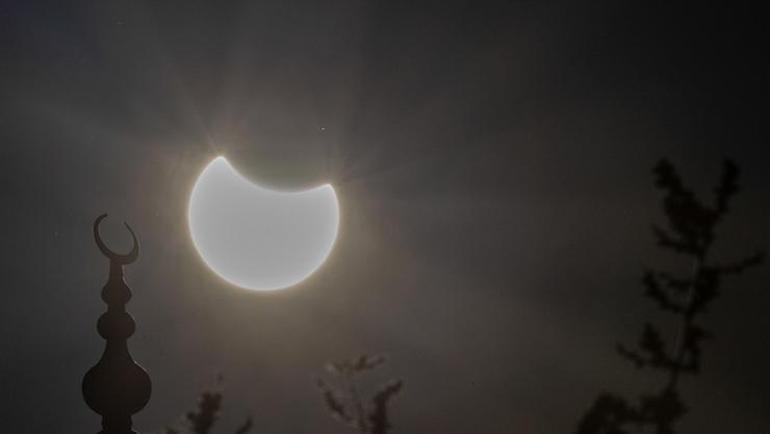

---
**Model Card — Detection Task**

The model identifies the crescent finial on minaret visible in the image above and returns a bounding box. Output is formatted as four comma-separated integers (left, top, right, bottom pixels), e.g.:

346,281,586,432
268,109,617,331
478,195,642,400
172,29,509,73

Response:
93,213,139,265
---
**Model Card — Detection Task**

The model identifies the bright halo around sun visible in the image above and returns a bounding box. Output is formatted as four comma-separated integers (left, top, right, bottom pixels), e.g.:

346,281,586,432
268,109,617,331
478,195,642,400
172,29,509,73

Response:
188,156,340,291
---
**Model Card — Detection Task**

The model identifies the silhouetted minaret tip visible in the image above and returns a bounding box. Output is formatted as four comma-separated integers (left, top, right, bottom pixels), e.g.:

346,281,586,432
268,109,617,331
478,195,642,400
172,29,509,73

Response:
83,214,151,434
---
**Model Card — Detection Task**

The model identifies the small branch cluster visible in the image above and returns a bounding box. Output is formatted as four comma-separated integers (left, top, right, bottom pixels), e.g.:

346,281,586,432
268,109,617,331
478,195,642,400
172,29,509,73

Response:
575,159,763,434
317,354,403,434
164,377,252,434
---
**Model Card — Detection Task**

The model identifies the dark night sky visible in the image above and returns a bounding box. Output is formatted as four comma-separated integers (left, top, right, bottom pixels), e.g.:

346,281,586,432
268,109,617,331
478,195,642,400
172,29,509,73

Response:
1,1,769,433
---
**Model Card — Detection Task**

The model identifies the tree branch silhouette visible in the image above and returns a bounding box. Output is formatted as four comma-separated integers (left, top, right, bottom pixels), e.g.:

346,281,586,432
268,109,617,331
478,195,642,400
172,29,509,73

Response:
317,354,403,434
163,376,252,434
575,159,763,434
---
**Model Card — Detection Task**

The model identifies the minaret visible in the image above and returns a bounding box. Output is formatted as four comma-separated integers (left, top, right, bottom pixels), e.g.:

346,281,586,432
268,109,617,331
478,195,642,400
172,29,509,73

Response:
83,214,152,434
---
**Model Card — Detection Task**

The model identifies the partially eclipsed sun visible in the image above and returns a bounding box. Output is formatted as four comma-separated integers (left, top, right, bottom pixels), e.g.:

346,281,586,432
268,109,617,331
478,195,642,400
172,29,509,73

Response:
188,157,339,291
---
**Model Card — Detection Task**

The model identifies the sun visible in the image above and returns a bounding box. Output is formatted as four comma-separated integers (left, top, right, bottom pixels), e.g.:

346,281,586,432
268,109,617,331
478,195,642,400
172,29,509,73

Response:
188,156,339,291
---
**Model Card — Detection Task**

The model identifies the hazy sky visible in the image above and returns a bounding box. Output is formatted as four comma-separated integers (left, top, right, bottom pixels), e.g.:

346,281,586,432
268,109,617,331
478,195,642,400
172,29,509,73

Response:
1,1,769,433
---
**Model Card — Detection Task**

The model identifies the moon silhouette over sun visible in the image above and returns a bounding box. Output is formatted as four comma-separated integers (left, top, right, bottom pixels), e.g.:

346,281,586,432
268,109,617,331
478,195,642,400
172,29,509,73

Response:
188,156,339,291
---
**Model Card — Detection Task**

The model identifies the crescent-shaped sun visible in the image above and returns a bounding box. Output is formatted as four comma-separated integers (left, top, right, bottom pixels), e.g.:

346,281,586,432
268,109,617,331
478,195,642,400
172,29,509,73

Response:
188,156,340,291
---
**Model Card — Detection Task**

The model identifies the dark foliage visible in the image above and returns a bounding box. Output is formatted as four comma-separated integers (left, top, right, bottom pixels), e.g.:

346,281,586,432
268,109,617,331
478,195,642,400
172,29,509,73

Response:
575,159,763,434
317,354,403,434
186,391,222,434
164,378,252,434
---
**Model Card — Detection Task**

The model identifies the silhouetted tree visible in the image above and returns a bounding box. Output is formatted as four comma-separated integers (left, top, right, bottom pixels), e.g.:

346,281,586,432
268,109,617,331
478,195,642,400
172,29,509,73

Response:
575,159,763,434
164,376,252,434
317,354,403,434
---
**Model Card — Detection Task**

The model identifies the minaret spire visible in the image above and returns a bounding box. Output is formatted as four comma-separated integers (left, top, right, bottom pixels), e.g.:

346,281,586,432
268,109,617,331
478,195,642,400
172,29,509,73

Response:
83,214,152,434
